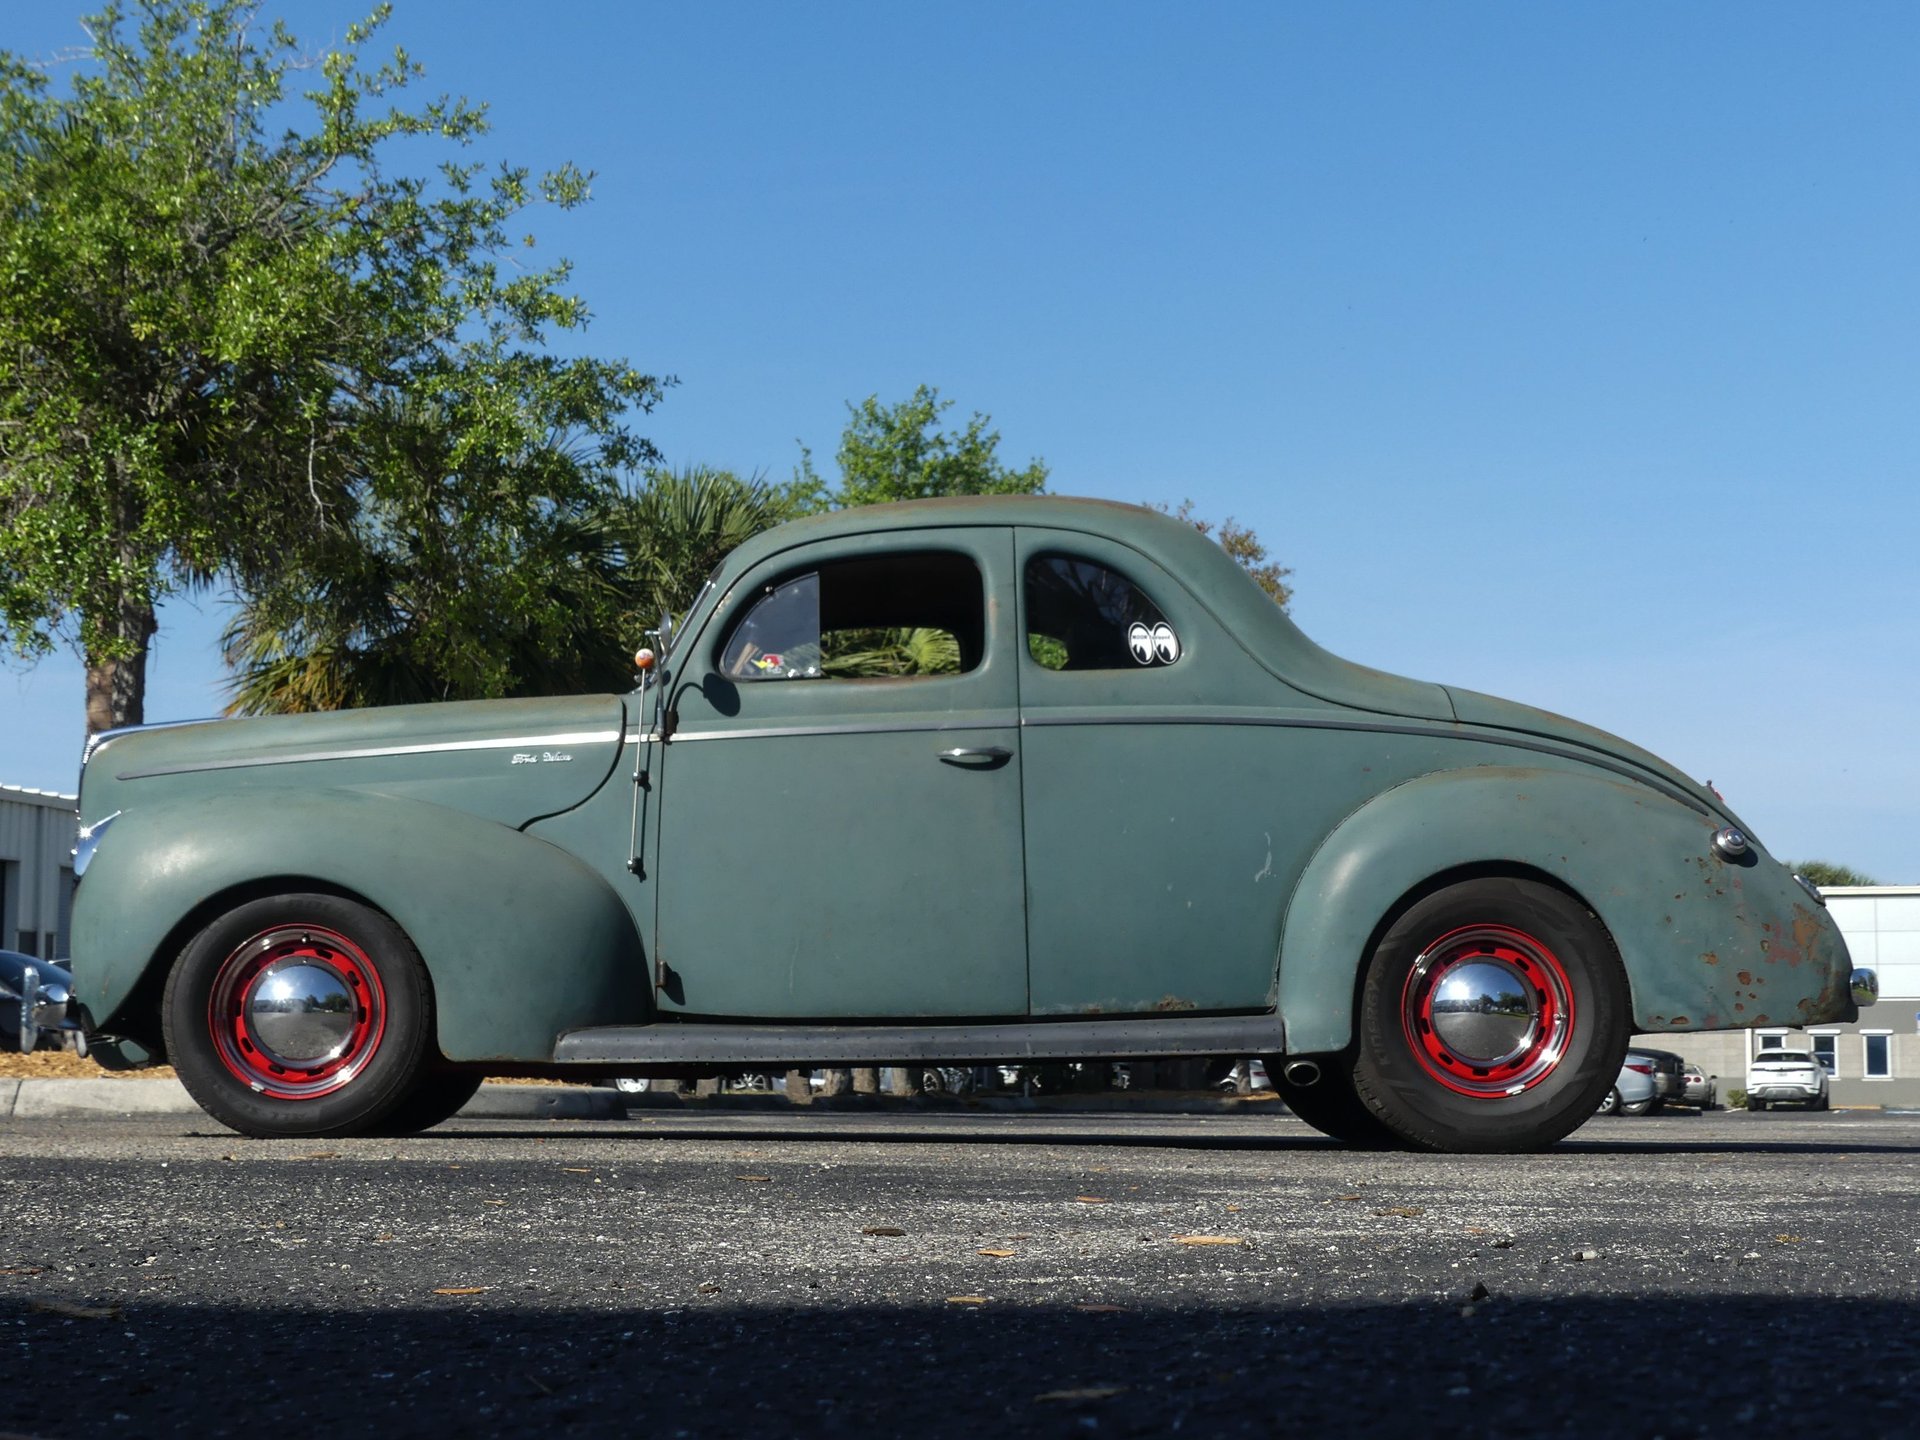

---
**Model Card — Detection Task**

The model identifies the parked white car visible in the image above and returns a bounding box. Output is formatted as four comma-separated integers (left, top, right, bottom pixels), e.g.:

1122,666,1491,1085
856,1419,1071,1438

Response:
1745,1050,1830,1111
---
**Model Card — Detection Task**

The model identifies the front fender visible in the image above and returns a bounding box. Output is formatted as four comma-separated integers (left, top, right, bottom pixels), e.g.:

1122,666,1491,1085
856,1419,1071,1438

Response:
71,789,648,1062
1275,765,1854,1055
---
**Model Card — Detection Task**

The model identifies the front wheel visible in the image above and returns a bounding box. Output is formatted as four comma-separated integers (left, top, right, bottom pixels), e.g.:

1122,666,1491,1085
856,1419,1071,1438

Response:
163,893,436,1139
1352,878,1630,1153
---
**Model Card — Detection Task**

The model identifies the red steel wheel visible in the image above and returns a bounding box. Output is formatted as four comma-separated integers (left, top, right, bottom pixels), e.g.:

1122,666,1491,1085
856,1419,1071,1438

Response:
207,925,389,1101
1353,877,1628,1153
1399,924,1575,1099
164,893,434,1139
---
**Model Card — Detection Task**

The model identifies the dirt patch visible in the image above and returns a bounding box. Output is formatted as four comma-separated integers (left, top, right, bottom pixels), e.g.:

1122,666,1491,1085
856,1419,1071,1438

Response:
0,1050,589,1086
0,1051,172,1081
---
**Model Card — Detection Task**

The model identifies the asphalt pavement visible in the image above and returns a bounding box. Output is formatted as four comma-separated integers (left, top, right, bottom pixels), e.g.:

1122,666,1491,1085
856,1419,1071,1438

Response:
2,1107,1916,1439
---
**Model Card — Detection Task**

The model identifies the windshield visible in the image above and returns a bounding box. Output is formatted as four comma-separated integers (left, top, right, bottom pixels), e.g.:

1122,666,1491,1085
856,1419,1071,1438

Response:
1756,1052,1813,1065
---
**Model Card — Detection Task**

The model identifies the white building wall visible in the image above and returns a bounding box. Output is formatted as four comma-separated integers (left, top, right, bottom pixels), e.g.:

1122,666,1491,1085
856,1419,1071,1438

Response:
1634,886,1920,1107
0,784,79,959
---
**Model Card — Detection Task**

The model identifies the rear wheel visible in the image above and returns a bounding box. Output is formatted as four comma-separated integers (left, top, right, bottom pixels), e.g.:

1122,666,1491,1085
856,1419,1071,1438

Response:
1269,1055,1402,1147
1596,1087,1622,1116
163,893,434,1139
1352,878,1629,1153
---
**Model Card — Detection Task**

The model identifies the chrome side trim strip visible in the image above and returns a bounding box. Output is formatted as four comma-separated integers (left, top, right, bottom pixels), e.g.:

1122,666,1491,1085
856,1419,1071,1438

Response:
117,730,623,780
672,716,1019,744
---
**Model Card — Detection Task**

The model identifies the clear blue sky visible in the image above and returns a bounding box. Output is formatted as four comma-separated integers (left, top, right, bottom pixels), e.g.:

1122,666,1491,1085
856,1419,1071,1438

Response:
5,2,1917,880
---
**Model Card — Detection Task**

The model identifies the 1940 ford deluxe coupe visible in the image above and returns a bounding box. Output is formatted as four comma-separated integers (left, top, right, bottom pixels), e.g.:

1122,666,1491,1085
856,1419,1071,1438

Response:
64,496,1876,1150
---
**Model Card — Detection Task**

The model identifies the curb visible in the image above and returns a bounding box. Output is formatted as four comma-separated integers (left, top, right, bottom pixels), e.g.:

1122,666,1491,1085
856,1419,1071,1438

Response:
0,1079,624,1122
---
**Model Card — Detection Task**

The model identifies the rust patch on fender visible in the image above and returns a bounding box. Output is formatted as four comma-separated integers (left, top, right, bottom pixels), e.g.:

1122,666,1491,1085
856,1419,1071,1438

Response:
1152,995,1198,1013
1700,952,1720,967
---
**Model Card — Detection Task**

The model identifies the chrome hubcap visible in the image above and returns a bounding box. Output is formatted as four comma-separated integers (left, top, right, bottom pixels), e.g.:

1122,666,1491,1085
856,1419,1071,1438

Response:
1401,924,1576,1098
244,959,358,1068
1427,958,1539,1066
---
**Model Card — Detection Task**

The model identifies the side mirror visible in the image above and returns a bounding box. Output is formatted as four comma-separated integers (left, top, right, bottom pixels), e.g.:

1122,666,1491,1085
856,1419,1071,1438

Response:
655,610,677,658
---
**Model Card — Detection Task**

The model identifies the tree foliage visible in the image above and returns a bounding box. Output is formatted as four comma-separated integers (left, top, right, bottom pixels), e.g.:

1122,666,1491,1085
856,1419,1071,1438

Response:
0,0,664,729
1788,860,1880,889
794,384,1048,511
226,464,799,715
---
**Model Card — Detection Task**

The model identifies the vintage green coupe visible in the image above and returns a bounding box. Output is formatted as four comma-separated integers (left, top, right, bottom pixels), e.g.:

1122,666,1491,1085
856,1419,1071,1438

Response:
67,496,1875,1149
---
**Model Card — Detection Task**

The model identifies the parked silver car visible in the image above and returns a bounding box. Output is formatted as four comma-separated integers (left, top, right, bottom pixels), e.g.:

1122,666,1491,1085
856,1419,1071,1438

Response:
1596,1055,1658,1116
1681,1063,1717,1111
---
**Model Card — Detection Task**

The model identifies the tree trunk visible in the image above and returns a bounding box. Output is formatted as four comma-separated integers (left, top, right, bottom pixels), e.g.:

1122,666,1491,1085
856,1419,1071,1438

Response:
83,592,158,734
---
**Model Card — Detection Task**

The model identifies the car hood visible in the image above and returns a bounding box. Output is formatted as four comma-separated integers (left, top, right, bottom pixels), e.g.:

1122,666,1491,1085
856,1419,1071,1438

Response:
82,693,629,831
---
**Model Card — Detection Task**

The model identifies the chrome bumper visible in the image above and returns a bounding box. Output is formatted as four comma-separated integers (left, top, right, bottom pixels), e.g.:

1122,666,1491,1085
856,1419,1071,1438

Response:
0,953,89,1056
1852,968,1879,1008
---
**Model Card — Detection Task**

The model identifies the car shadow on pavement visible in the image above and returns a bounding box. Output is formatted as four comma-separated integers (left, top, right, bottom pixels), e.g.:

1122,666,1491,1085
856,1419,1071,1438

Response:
3,1293,1912,1438
359,1121,1920,1159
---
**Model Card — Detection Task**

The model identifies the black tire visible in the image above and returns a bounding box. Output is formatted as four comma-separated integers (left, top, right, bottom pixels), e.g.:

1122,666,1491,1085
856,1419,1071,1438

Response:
376,1068,484,1135
1596,1087,1622,1116
1269,1054,1403,1147
1747,1098,1764,1112
1351,877,1629,1153
162,892,435,1139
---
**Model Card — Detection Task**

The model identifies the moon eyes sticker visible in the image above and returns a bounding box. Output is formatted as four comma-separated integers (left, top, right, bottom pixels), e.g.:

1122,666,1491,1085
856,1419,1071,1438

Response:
1127,621,1181,666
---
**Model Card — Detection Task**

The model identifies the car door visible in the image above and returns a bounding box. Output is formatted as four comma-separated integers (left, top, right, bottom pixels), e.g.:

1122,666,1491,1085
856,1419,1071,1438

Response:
653,527,1028,1019
1015,527,1304,1017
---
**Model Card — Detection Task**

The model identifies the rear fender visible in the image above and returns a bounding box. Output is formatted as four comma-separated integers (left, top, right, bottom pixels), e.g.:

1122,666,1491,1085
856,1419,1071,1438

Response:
71,789,648,1062
1275,765,1853,1055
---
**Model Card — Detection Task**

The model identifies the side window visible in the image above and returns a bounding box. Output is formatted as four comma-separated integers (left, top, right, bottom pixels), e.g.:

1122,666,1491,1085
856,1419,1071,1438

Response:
719,551,984,681
1025,554,1180,671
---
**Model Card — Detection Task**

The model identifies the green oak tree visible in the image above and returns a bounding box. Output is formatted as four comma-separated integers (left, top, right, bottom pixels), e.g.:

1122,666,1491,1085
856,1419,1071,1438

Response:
794,384,1049,511
0,1,664,730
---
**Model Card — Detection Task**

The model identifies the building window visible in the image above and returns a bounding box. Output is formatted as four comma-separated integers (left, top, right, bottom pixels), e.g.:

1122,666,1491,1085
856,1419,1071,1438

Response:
1863,1032,1892,1080
1810,1032,1839,1077
1755,1031,1787,1055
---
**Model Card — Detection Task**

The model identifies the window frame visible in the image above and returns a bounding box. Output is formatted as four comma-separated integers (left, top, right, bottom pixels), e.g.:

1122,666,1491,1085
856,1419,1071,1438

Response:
1020,550,1181,674
1862,1030,1893,1081
1808,1029,1840,1078
713,549,988,685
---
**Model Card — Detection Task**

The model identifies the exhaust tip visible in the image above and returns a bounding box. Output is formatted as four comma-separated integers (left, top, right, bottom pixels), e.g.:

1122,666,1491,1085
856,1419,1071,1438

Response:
1282,1060,1321,1088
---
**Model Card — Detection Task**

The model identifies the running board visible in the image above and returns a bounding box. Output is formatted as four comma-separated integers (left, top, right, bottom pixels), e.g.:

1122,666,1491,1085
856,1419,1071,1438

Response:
553,1014,1286,1068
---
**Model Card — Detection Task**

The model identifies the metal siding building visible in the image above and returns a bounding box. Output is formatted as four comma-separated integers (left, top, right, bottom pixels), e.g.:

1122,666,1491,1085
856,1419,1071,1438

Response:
1634,887,1920,1108
0,784,79,961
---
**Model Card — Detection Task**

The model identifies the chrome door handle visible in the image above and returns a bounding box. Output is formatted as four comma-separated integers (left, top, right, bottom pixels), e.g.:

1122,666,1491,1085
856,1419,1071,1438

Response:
939,746,1012,765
